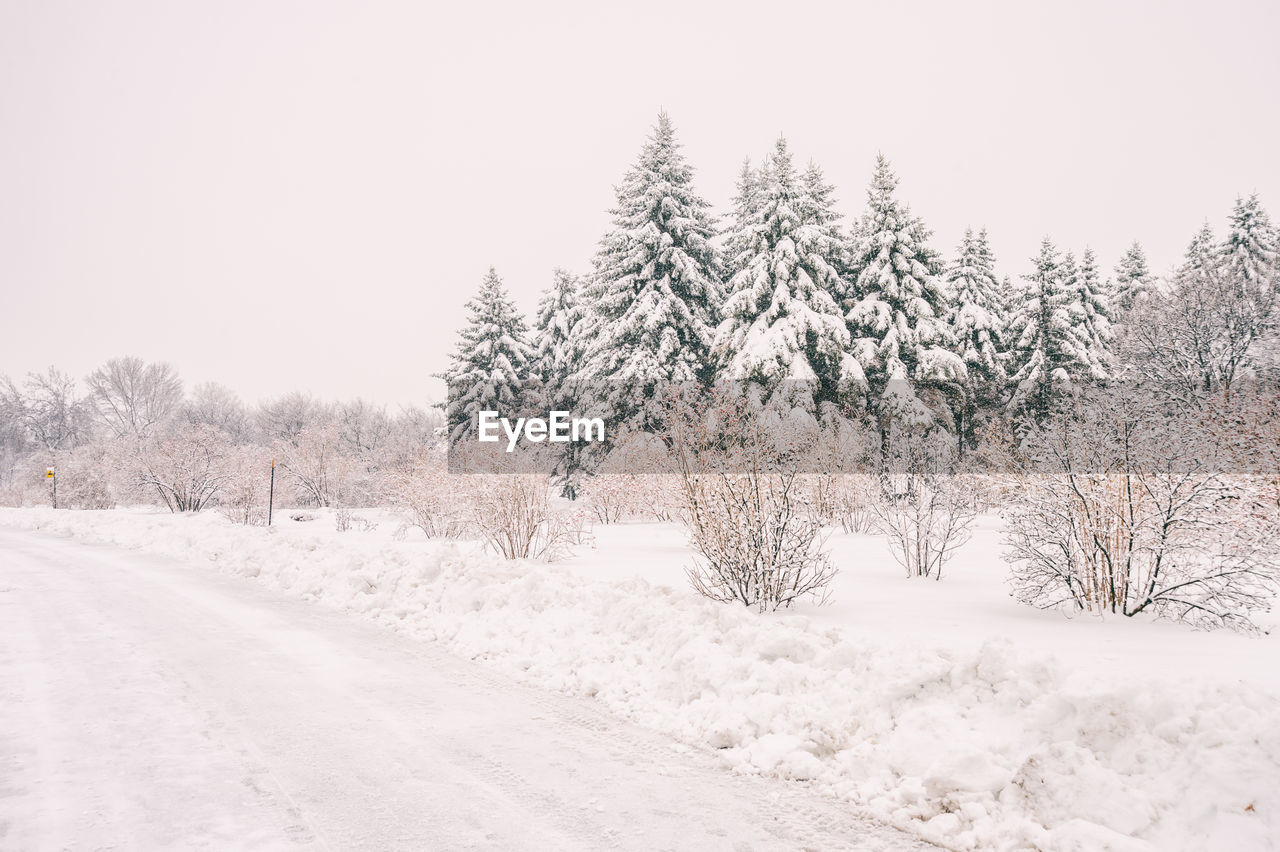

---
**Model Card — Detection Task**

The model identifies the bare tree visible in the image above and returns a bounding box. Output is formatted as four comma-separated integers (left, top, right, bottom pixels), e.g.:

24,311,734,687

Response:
86,357,183,439
182,382,252,443
1,367,91,450
256,392,332,445
1122,262,1276,406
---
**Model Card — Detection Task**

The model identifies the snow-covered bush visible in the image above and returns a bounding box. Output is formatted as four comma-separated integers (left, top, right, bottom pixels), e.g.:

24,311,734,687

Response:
277,424,359,508
464,474,579,561
215,445,271,525
867,427,977,580
135,425,232,513
871,472,975,580
53,443,118,510
1003,396,1280,631
679,467,836,611
799,474,877,533
388,449,469,539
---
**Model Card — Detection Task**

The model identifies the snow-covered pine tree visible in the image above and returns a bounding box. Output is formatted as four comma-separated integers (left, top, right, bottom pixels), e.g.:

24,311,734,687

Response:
721,158,761,284
845,155,963,428
945,227,1005,445
1113,241,1155,313
532,268,589,497
1005,238,1089,421
532,268,586,404
1221,193,1278,291
578,112,720,429
1178,222,1218,285
1069,247,1112,380
438,267,534,441
712,137,863,412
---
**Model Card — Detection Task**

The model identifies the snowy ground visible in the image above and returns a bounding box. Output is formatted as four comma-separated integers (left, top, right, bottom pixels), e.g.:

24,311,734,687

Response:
0,525,924,851
1,506,1277,851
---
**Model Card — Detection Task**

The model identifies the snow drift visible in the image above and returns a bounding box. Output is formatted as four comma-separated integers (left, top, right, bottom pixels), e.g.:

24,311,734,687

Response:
2,507,1276,851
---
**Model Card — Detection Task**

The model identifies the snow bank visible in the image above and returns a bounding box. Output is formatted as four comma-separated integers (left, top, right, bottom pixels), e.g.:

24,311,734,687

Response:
3,507,1277,851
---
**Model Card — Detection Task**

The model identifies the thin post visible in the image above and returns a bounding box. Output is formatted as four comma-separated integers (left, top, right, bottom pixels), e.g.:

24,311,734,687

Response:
268,459,275,526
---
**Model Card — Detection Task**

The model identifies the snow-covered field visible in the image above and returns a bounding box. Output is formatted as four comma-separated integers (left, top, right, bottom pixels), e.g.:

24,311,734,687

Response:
2,506,1277,851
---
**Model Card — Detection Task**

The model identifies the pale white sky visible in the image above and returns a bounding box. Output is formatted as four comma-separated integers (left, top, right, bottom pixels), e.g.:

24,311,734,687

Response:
1,0,1277,407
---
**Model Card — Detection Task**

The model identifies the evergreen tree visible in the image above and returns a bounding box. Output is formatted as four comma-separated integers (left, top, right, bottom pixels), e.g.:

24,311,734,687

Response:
945,227,1005,444
532,268,586,404
721,157,761,283
1222,193,1278,290
532,268,589,497
1113,241,1154,313
1070,247,1113,380
438,267,533,441
578,112,721,428
713,137,863,411
1005,239,1089,420
1178,222,1218,284
845,155,963,427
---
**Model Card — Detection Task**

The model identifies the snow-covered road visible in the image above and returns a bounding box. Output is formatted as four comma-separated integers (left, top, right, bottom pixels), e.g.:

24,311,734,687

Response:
0,528,927,852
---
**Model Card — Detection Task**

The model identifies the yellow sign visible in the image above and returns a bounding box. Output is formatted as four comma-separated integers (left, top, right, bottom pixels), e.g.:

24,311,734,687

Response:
45,469,54,479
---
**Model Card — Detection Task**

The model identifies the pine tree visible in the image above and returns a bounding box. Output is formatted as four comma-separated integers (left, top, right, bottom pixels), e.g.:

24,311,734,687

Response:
1222,193,1278,290
532,268,589,497
945,227,1005,444
713,137,863,412
947,228,1005,381
532,268,586,405
578,112,720,428
1178,222,1218,284
721,157,761,283
1070,247,1113,380
1113,241,1154,313
1005,239,1089,420
438,267,533,441
845,155,963,427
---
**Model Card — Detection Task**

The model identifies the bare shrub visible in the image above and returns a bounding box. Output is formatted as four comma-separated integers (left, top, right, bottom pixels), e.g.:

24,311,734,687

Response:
679,469,836,610
388,449,469,539
868,428,976,580
1003,394,1280,631
582,434,677,523
216,445,270,525
334,504,353,532
135,425,231,512
666,389,838,611
464,474,580,561
802,474,877,533
277,424,357,507
871,473,976,580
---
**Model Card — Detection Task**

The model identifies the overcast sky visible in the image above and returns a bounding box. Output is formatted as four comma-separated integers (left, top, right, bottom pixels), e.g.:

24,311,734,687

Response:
2,0,1277,408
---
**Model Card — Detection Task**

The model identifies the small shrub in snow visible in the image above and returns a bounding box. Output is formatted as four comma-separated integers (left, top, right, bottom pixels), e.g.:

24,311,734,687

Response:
663,388,838,610
215,445,270,525
871,472,976,580
869,430,975,580
464,474,579,561
388,450,468,539
678,467,836,610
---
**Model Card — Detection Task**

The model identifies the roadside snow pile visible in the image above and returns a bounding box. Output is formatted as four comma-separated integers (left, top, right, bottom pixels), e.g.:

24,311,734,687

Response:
3,508,1277,851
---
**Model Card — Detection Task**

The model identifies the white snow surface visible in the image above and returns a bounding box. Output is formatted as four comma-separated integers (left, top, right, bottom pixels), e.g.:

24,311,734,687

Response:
1,507,1277,852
